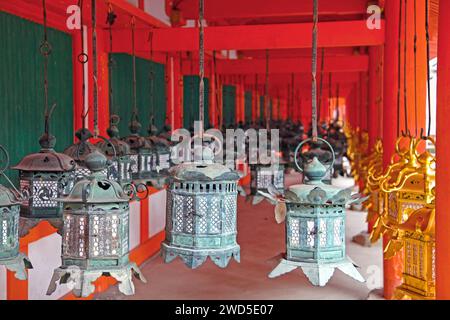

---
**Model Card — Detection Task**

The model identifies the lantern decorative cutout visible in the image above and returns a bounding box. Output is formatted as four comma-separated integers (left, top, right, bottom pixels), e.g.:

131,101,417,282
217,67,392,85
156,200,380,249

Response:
0,145,33,279
12,134,76,221
393,202,436,300
161,146,241,269
262,138,366,286
64,128,108,180
96,115,134,186
47,150,146,298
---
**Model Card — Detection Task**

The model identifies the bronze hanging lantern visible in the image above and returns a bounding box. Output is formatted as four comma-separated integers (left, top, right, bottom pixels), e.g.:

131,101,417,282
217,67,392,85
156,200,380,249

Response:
162,0,241,269
12,0,76,225
47,149,146,297
0,145,33,279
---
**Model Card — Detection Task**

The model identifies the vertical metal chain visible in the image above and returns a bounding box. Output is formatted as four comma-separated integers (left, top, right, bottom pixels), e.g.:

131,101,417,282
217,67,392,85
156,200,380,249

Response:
290,73,295,120
318,47,324,123
311,0,318,141
328,73,332,120
265,49,270,130
335,84,340,120
198,0,205,136
131,17,138,122
107,4,116,123
77,0,88,130
92,0,99,137
149,30,155,124
213,50,221,126
425,0,432,137
40,0,52,136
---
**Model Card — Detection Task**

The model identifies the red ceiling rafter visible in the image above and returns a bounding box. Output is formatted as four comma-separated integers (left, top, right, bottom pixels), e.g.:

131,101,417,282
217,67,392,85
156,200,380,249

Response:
151,20,385,52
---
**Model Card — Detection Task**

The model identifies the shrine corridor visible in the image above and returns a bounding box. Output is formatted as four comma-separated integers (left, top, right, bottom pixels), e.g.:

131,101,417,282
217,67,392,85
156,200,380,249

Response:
95,173,382,300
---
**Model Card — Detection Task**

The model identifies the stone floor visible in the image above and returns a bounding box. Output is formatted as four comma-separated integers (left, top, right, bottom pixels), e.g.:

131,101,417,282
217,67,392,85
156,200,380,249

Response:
95,174,383,300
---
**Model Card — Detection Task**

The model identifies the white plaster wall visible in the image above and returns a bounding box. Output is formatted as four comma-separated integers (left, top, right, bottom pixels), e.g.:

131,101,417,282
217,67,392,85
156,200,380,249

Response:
149,190,167,237
129,201,141,250
28,233,71,300
0,266,6,300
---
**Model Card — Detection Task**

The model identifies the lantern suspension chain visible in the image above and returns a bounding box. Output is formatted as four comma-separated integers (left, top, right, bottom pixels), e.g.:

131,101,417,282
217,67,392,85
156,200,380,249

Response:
149,29,155,125
425,0,432,137
265,49,270,131
318,48,325,123
107,3,117,123
396,0,403,137
328,73,332,120
198,0,205,136
77,0,89,130
335,84,340,121
131,16,138,123
213,51,221,127
40,0,55,138
311,0,319,141
91,0,99,137
403,0,409,136
189,52,195,128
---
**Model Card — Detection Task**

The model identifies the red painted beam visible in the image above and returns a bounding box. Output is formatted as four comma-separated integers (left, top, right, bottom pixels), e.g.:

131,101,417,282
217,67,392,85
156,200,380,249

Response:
151,20,385,51
212,55,369,75
166,0,368,20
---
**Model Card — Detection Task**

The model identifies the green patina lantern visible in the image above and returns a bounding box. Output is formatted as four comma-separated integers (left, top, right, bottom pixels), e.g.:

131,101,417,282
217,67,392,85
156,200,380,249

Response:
0,146,32,279
162,147,241,268
262,138,366,286
47,150,146,297
12,134,76,220
97,115,134,186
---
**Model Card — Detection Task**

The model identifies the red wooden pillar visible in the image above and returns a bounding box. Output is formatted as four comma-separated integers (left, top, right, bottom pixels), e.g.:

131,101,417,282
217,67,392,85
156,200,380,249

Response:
360,72,369,132
382,0,402,300
436,0,450,300
368,47,380,150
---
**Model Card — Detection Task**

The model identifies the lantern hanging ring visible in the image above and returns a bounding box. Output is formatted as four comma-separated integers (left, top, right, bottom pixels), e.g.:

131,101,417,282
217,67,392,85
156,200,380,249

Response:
293,137,335,174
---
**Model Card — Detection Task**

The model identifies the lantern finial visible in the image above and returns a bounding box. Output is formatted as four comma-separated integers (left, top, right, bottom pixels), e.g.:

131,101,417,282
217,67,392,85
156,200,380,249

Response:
38,132,56,150
84,149,108,173
303,156,327,183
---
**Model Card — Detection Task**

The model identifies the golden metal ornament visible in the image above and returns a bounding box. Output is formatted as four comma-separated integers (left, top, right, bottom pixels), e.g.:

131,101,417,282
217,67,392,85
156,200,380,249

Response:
393,198,436,300
373,137,435,259
362,139,383,227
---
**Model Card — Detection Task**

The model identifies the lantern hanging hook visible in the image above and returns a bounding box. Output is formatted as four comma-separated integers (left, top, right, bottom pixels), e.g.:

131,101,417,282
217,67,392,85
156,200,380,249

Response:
198,0,205,138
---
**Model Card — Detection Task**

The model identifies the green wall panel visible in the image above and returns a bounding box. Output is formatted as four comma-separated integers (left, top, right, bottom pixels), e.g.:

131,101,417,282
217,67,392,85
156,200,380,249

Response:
110,53,166,135
0,12,73,184
222,85,236,126
244,91,252,123
183,76,210,129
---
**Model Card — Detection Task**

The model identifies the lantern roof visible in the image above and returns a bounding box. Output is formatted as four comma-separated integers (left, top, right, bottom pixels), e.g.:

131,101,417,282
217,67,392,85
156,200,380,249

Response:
97,137,131,157
0,184,20,207
169,147,240,181
63,128,105,163
60,150,129,204
123,133,154,152
12,148,76,172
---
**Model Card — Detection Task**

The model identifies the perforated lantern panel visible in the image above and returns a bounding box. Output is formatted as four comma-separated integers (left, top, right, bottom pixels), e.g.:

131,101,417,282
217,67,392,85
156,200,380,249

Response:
162,180,240,268
18,171,74,218
0,205,20,260
286,203,345,263
61,203,130,268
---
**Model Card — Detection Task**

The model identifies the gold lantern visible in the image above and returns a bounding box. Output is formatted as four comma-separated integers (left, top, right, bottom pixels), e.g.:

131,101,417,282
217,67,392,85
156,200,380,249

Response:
375,137,435,258
393,201,435,300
